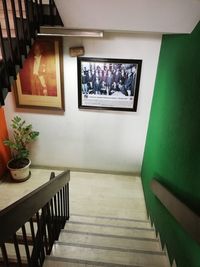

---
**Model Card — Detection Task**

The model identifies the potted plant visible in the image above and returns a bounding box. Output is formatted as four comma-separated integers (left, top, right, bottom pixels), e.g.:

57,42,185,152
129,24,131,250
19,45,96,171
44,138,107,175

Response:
4,116,39,182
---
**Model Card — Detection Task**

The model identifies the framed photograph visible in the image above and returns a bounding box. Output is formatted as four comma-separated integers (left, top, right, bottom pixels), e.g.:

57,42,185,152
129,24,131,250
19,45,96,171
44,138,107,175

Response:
14,37,65,111
77,57,142,112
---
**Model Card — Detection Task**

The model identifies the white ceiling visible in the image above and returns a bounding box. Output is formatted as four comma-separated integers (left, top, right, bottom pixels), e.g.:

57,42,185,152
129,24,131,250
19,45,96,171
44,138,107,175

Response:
54,0,200,34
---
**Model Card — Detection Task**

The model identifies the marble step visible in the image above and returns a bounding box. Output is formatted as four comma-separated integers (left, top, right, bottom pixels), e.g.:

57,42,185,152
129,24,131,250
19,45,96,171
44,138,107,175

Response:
64,222,156,240
44,243,169,267
0,16,15,30
0,10,14,19
16,221,38,238
69,214,152,229
1,28,16,37
0,8,26,19
0,243,32,264
44,259,104,267
58,231,162,253
0,1,25,12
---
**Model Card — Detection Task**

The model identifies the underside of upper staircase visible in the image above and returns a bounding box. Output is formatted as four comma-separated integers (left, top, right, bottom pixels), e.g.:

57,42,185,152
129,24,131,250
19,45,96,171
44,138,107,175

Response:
0,0,63,106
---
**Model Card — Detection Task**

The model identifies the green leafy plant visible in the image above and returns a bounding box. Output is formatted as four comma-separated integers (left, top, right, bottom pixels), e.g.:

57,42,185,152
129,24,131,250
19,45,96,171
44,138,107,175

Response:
4,116,39,161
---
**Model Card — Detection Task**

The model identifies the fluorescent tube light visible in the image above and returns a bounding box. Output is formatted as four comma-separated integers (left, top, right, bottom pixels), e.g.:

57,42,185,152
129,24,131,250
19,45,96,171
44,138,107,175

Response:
38,27,104,38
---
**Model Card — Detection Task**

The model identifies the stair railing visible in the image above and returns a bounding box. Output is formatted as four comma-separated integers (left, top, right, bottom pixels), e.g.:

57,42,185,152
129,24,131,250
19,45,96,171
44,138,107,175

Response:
0,23,11,105
151,179,200,245
0,0,64,106
0,170,70,267
2,0,16,78
10,0,22,67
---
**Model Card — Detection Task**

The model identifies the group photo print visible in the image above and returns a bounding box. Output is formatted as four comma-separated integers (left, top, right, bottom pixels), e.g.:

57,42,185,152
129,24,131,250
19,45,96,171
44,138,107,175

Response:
77,57,142,112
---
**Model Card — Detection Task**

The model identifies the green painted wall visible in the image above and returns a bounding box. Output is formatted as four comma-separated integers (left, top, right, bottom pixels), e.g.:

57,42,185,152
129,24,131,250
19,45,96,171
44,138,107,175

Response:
141,22,200,267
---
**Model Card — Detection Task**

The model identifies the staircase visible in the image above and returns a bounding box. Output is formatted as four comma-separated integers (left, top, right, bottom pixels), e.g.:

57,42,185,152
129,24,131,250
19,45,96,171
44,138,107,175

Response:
0,170,70,267
0,171,171,267
43,171,171,267
0,0,63,106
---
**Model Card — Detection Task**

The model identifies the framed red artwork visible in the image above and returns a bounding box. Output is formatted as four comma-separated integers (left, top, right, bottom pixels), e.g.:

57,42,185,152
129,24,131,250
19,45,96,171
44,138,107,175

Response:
14,36,65,111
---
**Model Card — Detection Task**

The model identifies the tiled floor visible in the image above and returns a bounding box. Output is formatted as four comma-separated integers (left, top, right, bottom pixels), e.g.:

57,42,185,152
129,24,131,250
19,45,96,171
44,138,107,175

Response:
69,171,148,220
0,168,62,211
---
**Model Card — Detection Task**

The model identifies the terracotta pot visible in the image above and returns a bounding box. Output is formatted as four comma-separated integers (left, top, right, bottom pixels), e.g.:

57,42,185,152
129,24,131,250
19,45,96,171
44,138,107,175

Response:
7,158,31,182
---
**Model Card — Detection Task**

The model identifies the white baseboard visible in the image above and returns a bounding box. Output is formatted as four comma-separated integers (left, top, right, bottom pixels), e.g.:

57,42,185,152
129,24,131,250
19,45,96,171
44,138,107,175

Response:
32,164,139,177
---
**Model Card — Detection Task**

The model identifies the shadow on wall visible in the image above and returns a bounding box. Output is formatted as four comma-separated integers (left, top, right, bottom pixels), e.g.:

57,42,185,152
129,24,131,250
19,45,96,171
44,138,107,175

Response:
0,108,11,177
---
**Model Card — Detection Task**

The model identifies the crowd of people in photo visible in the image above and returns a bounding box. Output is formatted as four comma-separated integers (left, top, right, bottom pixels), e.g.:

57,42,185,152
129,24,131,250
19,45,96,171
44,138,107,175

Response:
81,62,137,97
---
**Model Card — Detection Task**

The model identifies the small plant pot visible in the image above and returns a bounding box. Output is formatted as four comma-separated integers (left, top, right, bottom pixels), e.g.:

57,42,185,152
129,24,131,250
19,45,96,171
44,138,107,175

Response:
7,158,31,182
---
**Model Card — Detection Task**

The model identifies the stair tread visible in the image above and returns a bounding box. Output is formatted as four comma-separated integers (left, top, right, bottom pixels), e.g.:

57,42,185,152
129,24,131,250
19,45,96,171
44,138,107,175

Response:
68,221,153,231
64,222,156,239
69,214,151,228
0,11,15,19
16,221,38,235
0,243,32,261
44,257,147,267
0,19,15,30
44,258,99,267
0,8,26,19
49,243,169,267
1,28,16,37
0,11,26,18
0,1,25,11
58,231,161,252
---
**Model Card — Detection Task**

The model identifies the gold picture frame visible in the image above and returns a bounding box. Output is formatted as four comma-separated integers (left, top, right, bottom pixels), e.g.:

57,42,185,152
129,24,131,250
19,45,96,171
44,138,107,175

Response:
14,37,65,111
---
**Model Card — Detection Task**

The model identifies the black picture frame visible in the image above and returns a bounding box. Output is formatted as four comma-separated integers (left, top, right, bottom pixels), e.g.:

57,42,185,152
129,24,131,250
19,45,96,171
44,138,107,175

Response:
77,57,142,112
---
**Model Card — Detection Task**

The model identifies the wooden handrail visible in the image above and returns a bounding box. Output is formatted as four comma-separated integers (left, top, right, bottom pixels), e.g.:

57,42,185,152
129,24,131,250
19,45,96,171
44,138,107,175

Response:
151,179,200,245
0,170,70,244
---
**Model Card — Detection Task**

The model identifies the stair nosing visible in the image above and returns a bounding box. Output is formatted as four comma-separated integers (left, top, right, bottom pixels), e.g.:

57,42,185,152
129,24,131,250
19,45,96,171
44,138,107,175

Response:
54,241,165,256
61,229,159,242
46,255,144,267
70,213,149,223
67,221,154,231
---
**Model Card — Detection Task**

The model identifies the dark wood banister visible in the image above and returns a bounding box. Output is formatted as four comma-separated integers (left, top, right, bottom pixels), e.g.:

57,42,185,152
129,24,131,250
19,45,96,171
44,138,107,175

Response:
151,179,200,245
0,170,70,244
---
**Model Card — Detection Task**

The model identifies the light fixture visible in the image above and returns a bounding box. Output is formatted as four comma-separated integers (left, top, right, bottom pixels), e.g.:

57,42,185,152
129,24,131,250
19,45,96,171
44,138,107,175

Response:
38,27,104,38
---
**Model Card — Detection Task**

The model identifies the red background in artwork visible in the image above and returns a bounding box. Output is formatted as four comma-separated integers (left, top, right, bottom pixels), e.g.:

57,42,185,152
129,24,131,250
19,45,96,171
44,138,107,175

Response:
19,39,57,96
0,108,11,177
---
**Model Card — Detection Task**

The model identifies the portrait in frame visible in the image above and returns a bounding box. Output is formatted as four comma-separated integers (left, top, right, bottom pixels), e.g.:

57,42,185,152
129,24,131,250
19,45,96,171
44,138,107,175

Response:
14,36,65,111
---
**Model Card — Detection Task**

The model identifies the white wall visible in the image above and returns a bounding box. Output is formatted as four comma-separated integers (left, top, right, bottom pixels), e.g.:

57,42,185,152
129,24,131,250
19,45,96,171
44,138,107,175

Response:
4,32,161,173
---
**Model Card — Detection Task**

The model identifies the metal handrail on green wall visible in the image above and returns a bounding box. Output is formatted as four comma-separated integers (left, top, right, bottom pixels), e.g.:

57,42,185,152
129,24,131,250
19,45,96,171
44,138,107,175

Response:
151,179,200,245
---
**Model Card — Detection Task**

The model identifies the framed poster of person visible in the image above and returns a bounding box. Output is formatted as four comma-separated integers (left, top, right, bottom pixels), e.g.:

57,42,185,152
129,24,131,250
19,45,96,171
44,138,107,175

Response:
77,57,142,112
14,37,65,111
